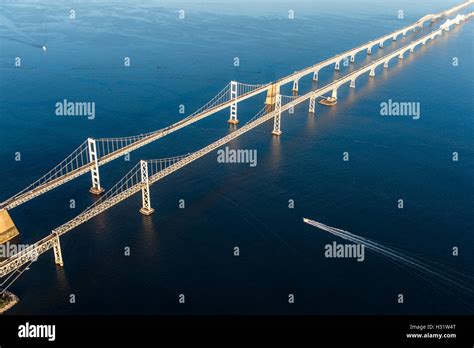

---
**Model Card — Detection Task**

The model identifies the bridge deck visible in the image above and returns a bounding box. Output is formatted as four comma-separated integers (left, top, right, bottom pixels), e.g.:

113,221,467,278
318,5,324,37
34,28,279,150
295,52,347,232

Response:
2,11,472,276
3,1,472,211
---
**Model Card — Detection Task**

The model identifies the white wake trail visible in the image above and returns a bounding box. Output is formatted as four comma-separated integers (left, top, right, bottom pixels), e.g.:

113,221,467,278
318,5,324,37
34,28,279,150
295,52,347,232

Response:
303,218,474,298
0,14,43,49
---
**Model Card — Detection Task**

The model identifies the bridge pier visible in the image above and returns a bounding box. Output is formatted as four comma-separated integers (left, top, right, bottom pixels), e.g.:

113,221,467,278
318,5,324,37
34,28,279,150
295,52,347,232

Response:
228,81,239,125
139,160,154,216
350,55,355,63
292,79,299,93
367,47,372,55
350,79,356,88
369,67,375,77
331,89,338,100
334,61,340,71
392,35,397,41
272,94,282,136
88,138,105,195
312,71,319,81
379,41,384,48
398,52,404,60
308,95,316,114
383,60,389,68
410,46,414,53
53,233,64,267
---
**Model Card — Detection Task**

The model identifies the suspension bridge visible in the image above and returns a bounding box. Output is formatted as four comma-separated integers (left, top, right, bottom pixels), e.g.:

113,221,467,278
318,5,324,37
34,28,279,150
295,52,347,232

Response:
1,0,472,214
0,3,472,279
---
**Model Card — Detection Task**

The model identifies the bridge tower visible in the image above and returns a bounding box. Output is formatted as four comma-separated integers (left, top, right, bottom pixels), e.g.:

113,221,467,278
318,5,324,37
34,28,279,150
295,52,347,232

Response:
292,79,299,94
139,160,154,216
53,232,64,266
308,95,316,114
228,81,239,125
88,138,105,195
272,94,282,136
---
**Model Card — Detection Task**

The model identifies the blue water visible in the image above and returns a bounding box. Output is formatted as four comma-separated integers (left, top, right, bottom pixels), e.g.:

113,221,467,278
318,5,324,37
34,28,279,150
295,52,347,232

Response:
0,0,473,315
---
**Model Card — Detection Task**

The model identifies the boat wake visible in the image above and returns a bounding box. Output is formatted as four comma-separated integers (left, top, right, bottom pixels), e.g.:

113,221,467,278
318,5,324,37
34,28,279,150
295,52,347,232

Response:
0,14,44,50
303,218,474,309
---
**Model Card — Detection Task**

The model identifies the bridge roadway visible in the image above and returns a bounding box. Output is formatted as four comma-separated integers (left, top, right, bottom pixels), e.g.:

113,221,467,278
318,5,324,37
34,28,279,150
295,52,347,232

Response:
0,13,472,277
275,0,473,86
2,0,472,211
311,12,474,100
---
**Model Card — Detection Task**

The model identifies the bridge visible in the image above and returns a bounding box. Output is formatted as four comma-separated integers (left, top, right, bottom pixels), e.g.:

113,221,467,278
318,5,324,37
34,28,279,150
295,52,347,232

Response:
0,9,472,278
1,1,472,216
